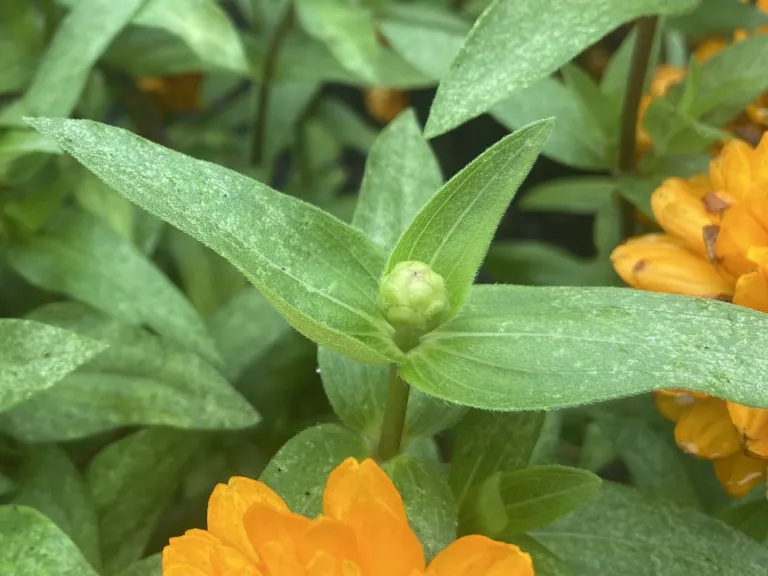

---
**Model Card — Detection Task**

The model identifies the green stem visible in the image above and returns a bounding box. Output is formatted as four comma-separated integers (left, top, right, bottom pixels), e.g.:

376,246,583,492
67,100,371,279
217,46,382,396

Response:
251,4,294,166
616,15,658,238
378,364,410,461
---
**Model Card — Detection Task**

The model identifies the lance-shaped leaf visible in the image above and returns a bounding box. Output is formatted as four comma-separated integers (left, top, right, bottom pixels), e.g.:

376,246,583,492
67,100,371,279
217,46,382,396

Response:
23,0,147,118
0,318,106,413
25,117,399,364
321,110,464,441
402,284,768,410
424,0,699,137
8,209,220,365
0,506,100,576
386,119,552,313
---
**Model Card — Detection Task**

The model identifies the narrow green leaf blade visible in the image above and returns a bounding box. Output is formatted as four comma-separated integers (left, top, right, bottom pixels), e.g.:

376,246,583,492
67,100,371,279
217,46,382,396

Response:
260,424,371,517
0,318,106,413
87,428,205,574
8,209,220,365
387,119,552,312
23,0,146,117
403,285,768,409
113,554,161,576
424,0,699,137
2,303,258,441
384,455,457,561
534,482,768,575
463,466,601,536
25,117,398,364
520,177,616,214
0,505,99,576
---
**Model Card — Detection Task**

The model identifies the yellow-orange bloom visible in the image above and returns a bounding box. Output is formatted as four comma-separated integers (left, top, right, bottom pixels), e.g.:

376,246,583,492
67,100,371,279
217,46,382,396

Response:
163,458,534,576
364,87,409,124
138,74,203,113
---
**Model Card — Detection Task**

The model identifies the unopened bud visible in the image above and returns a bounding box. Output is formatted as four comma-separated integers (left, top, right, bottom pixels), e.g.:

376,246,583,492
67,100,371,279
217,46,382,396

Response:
378,261,451,349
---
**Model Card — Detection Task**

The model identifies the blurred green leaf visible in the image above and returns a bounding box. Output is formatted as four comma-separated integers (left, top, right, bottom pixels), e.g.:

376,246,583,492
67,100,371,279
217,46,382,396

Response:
0,318,106,413
462,466,601,536
24,0,146,118
26,118,400,364
0,506,99,576
669,0,768,35
521,177,616,214
717,500,768,542
402,285,768,410
578,421,619,473
87,428,205,574
0,2,42,95
424,0,699,136
314,98,378,153
387,119,552,313
450,410,545,507
74,168,134,241
261,424,370,517
560,64,616,145
644,97,729,156
596,417,701,508
502,534,575,576
208,287,291,382
384,455,457,561
534,482,768,575
113,554,161,576
12,446,100,569
7,209,220,366
2,303,258,441
295,0,380,82
485,241,605,287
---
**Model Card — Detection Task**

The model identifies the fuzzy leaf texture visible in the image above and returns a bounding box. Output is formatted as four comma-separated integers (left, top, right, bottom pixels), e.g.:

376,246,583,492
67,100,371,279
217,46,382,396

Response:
25,117,400,364
402,285,768,410
0,319,106,413
0,506,99,576
424,0,700,137
386,119,552,313
534,483,768,575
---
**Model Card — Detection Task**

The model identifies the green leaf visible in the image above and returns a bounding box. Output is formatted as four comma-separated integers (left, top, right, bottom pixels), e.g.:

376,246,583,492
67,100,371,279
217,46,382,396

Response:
23,0,146,118
559,64,616,145
295,0,380,82
113,554,161,576
384,455,457,561
0,505,99,576
595,417,701,508
320,109,464,442
644,97,728,156
132,0,249,74
491,78,610,170
520,177,616,214
0,318,106,413
717,500,768,542
669,0,768,35
208,287,291,382
0,2,42,95
353,109,443,251
1,303,258,441
578,421,618,473
387,119,552,313
462,466,601,537
450,410,545,507
314,98,378,153
74,168,134,241
7,208,220,366
502,534,575,576
534,482,768,575
485,241,606,287
260,424,370,517
12,446,100,570
402,284,768,410
26,117,399,364
87,428,205,574
424,0,699,136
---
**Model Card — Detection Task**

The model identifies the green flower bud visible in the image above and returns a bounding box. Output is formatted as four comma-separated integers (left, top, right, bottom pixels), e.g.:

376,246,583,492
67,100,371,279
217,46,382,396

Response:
378,261,451,350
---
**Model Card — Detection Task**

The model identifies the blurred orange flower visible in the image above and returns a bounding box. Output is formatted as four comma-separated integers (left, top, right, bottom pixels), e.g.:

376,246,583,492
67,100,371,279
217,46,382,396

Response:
163,457,534,575
138,74,204,114
364,86,409,124
612,135,768,498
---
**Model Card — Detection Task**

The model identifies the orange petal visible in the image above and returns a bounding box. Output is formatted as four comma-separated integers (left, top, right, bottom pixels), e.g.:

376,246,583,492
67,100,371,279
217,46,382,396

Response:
651,178,716,255
694,38,728,62
674,399,741,459
733,269,768,312
323,458,407,524
710,140,755,201
301,516,361,568
713,451,767,498
365,86,409,124
346,497,425,576
746,436,768,459
242,503,311,573
654,390,699,423
426,535,534,576
207,477,289,564
611,234,733,298
716,206,768,277
727,401,768,440
649,65,686,96
163,529,262,576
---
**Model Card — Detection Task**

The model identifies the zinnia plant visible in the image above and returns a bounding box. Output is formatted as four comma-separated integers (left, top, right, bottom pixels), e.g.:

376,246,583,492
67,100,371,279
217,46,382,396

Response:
4,1,768,576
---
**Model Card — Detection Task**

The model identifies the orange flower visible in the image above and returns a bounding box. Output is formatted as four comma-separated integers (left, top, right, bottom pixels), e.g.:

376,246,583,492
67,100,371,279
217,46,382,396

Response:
138,74,203,113
636,66,685,155
163,458,534,576
365,87,409,124
612,135,768,498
